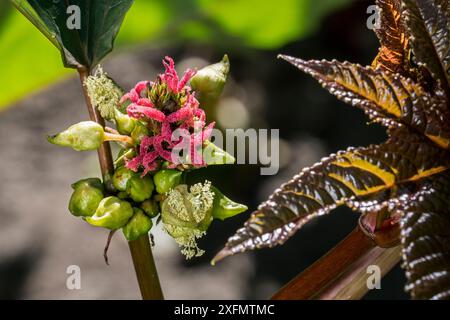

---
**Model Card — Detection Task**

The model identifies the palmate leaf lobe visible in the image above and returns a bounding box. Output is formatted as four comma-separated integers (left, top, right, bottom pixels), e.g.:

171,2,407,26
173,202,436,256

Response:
278,56,450,149
402,0,450,96
373,0,411,75
399,171,450,299
214,128,450,262
216,0,450,300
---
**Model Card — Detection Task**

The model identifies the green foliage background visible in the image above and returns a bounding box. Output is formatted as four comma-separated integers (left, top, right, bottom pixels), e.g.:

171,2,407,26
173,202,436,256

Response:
0,0,351,110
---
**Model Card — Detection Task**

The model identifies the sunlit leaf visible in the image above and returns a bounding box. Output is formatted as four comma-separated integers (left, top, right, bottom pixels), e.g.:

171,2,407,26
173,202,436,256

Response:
214,128,450,262
278,55,450,149
373,0,410,75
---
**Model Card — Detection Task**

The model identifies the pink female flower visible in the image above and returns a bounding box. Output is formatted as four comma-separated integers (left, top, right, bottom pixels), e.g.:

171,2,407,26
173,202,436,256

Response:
122,56,215,175
161,56,197,94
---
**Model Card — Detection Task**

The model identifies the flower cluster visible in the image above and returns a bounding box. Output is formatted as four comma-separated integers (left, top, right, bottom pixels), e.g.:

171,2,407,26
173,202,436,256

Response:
121,57,215,176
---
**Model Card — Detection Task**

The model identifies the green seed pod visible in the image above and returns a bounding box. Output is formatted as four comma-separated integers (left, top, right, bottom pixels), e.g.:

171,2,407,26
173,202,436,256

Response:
117,191,129,199
140,199,160,218
47,121,104,151
122,208,153,241
202,141,235,166
130,121,149,145
68,178,105,217
153,169,183,194
211,186,247,221
126,175,154,202
114,108,136,135
112,166,136,192
190,55,230,106
161,181,214,259
85,196,133,229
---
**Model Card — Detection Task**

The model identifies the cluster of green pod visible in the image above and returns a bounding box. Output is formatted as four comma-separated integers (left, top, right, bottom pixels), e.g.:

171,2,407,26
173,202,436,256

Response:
50,56,248,258
69,167,247,251
68,168,183,241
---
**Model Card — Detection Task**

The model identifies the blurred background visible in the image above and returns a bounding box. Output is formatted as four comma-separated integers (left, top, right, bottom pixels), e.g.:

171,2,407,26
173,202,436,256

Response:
0,0,408,299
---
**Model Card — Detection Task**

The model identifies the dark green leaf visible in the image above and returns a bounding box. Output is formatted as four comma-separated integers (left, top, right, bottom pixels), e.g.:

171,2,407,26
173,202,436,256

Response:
13,0,134,68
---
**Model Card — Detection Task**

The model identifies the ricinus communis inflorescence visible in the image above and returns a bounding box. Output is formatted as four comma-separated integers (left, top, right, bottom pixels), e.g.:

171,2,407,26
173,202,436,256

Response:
48,56,247,260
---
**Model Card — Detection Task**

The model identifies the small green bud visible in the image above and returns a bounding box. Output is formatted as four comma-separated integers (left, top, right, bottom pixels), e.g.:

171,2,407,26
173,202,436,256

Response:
161,181,215,259
203,141,235,165
190,55,230,106
47,121,104,151
114,108,136,135
68,178,105,217
130,121,149,145
112,166,136,192
140,200,160,218
153,169,183,194
211,186,247,221
126,175,154,202
85,196,133,229
122,208,153,241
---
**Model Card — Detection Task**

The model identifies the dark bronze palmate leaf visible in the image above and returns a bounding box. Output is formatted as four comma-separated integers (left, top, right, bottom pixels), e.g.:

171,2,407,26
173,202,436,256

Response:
277,56,450,149
402,0,450,97
216,0,450,300
400,171,450,299
373,0,410,75
214,128,450,260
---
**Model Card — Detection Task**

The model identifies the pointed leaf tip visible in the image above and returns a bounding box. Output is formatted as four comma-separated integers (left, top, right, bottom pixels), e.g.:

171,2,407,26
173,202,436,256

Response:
211,247,234,265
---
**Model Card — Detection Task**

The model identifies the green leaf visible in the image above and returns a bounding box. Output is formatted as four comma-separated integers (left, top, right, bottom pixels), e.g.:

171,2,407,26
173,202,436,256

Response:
402,0,450,95
203,141,236,165
14,0,134,69
211,186,247,221
278,56,450,150
213,128,450,262
399,171,450,299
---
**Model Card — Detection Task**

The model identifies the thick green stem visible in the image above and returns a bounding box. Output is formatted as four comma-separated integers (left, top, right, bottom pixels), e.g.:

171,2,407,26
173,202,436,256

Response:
128,235,164,299
77,67,164,300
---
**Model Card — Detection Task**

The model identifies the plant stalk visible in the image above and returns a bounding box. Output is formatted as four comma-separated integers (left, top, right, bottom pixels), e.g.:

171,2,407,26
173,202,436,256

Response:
77,67,164,300
271,228,401,300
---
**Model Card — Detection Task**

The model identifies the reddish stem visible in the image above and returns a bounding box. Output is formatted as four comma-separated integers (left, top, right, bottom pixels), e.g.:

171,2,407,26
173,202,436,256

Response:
271,228,400,300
